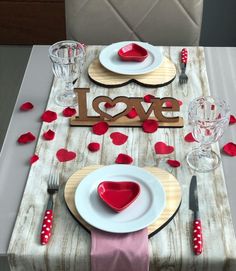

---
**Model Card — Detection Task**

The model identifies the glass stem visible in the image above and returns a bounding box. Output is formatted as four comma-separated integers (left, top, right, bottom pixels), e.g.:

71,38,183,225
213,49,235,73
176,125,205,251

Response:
65,82,74,93
200,144,211,158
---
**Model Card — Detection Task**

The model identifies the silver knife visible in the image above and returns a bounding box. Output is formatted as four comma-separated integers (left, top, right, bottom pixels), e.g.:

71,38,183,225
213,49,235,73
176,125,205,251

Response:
189,176,203,255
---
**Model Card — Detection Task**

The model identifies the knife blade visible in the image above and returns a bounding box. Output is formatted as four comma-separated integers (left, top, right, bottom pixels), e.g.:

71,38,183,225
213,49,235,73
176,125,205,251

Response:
189,176,203,255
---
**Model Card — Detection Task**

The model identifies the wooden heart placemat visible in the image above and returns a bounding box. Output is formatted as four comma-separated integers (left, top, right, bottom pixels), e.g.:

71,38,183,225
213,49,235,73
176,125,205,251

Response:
88,57,176,88
64,165,182,237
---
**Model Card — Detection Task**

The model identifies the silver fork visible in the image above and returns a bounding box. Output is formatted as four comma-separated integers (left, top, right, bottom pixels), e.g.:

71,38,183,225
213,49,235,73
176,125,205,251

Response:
179,48,188,84
40,172,59,245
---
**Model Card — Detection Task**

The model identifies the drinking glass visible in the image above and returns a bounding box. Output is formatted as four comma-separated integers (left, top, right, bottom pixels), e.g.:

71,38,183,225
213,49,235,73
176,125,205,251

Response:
186,96,230,172
49,40,85,107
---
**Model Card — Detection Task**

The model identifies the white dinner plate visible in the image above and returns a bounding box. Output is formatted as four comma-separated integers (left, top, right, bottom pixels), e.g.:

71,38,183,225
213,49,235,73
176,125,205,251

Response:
99,41,164,75
74,165,166,233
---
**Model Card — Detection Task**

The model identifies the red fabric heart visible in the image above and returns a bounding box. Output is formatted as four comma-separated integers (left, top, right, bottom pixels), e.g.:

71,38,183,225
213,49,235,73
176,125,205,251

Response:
62,107,77,117
142,119,158,133
115,153,133,164
20,101,34,111
88,142,100,152
126,108,138,119
17,132,36,144
29,154,39,164
165,100,183,107
223,142,236,156
56,149,76,162
184,132,196,142
110,132,128,145
104,102,116,109
144,94,155,103
41,110,57,123
167,159,181,167
92,121,109,135
43,129,55,141
154,142,174,154
229,115,236,125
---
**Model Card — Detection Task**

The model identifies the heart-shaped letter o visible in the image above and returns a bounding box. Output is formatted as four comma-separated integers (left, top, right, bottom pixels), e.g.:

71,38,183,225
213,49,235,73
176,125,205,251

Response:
92,96,132,121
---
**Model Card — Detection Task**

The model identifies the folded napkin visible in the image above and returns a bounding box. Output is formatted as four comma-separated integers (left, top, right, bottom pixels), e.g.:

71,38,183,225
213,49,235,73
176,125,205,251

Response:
91,228,149,271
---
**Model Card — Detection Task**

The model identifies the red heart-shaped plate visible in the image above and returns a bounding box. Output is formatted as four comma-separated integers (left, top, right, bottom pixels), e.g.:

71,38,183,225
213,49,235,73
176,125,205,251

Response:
118,43,148,62
97,181,140,212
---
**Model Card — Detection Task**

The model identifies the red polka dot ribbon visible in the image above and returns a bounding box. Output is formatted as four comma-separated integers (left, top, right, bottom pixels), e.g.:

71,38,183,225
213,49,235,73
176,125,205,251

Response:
40,209,53,245
192,219,203,255
181,48,188,64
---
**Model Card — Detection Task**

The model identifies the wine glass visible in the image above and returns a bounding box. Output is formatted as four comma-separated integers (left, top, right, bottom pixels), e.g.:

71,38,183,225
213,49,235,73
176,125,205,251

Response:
186,96,230,172
49,40,85,107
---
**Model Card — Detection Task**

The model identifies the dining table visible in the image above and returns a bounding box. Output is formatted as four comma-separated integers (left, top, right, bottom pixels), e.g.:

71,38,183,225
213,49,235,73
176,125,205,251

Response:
0,45,236,271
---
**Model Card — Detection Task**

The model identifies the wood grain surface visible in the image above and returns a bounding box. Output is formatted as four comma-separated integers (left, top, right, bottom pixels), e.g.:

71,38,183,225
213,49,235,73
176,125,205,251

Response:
64,165,182,236
8,46,236,271
88,57,176,87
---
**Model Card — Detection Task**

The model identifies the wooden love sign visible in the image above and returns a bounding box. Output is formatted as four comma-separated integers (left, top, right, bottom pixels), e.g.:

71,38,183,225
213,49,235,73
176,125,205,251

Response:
70,88,184,128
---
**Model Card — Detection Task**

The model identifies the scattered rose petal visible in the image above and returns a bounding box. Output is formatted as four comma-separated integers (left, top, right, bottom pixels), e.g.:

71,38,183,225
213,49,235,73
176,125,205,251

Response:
17,132,36,144
43,129,55,141
184,132,197,142
56,148,76,162
29,154,39,164
92,121,109,135
62,107,76,117
142,119,158,133
223,142,236,156
126,108,138,119
165,100,183,107
144,94,155,103
20,101,34,111
88,142,100,152
110,132,128,145
115,153,133,164
41,110,57,123
167,159,181,167
229,115,236,125
154,142,174,154
104,102,116,109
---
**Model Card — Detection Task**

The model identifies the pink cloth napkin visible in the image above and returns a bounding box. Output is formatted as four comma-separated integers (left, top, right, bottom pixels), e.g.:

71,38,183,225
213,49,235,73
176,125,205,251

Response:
91,228,149,271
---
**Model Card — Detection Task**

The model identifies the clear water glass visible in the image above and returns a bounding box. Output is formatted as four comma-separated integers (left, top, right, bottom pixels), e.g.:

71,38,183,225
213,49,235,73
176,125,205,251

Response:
186,96,230,172
49,40,85,107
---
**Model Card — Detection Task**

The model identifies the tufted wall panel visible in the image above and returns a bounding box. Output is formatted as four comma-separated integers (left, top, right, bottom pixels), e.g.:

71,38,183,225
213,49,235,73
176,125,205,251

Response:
65,0,204,45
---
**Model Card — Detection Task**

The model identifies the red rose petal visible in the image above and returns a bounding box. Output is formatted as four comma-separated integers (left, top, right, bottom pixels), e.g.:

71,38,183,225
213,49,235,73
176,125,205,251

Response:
223,142,236,156
165,100,183,107
229,115,236,125
92,121,109,135
110,132,128,145
154,142,174,154
126,108,138,119
43,129,55,141
144,94,155,103
29,154,39,164
20,101,34,111
41,110,57,123
17,132,36,144
88,142,100,152
184,132,197,142
56,148,76,162
167,159,181,167
62,107,77,117
115,153,133,164
142,119,158,133
104,102,116,109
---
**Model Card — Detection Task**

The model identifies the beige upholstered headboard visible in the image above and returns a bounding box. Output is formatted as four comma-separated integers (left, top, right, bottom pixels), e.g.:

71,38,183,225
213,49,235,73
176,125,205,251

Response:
65,0,204,45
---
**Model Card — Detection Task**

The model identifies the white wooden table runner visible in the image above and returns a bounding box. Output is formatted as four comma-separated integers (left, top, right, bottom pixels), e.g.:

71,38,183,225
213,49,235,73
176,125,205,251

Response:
8,46,236,271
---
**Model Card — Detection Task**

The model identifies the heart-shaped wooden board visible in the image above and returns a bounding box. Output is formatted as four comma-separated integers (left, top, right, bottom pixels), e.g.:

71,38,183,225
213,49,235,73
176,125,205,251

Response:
64,165,182,237
88,57,176,88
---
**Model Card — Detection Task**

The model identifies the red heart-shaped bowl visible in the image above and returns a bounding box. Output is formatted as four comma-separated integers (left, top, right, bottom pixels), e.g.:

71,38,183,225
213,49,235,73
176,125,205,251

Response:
118,43,148,62
97,181,141,212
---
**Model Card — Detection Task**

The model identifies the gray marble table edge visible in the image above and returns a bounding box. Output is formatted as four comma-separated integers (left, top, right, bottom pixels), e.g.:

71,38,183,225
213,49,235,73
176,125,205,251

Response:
0,46,236,268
